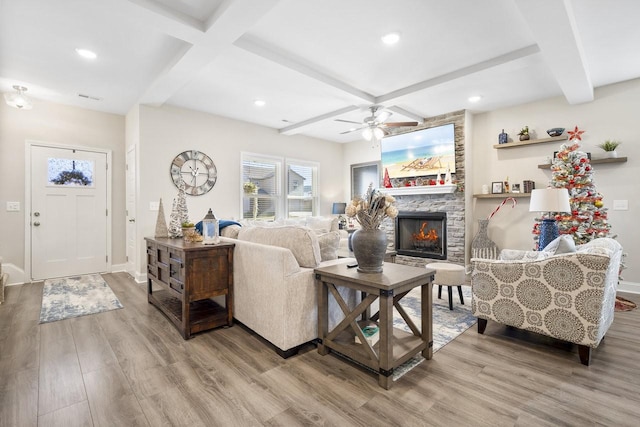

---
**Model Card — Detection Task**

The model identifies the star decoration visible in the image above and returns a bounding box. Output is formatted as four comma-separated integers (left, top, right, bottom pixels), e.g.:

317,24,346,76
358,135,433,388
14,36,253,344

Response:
568,126,585,141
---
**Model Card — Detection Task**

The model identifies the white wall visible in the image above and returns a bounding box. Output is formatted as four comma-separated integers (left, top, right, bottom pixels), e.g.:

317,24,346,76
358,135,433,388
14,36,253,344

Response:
0,99,126,283
131,105,346,278
471,78,640,283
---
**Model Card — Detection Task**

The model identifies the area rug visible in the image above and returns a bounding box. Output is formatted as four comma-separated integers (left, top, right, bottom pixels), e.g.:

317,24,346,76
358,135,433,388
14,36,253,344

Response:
615,295,637,312
393,285,476,380
39,274,123,323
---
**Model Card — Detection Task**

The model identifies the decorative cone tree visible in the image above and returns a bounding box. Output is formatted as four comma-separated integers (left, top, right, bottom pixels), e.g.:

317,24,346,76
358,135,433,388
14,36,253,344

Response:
532,126,611,248
168,178,190,238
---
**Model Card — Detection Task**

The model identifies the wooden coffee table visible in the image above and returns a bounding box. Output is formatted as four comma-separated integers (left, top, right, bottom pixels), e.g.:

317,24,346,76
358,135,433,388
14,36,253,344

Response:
314,262,435,389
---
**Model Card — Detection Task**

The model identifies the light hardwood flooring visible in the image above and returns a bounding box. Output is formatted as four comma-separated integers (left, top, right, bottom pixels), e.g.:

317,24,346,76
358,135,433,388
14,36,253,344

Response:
1,272,640,426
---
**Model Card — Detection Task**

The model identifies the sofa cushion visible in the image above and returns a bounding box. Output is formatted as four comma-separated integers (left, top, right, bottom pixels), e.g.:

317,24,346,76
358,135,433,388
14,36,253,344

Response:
317,231,340,261
237,226,321,268
221,224,241,239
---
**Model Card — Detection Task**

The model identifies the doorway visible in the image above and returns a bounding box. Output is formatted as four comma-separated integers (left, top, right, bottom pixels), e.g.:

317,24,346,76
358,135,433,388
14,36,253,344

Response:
28,143,111,280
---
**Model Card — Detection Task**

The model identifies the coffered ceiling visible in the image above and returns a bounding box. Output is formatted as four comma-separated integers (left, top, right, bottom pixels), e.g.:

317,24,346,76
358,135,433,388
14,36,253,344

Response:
2,0,639,142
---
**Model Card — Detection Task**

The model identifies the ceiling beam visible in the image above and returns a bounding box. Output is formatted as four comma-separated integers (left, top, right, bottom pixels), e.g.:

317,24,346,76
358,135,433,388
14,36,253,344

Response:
122,0,204,44
386,106,424,124
234,35,376,104
377,45,541,104
515,0,593,104
137,0,281,106
279,106,360,135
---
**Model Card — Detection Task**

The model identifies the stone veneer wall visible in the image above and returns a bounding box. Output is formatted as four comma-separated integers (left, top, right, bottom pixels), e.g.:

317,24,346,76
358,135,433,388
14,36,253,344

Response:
380,110,466,268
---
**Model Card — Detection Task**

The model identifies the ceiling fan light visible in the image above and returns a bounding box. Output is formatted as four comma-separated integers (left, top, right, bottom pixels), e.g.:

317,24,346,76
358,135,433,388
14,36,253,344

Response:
373,127,385,139
362,128,373,141
4,85,32,110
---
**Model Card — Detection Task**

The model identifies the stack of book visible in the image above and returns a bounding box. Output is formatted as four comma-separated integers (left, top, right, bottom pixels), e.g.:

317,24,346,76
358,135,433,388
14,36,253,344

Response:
355,324,379,347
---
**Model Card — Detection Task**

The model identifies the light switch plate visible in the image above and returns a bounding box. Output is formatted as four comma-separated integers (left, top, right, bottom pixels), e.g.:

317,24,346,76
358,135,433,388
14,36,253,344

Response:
6,201,20,211
149,201,159,211
612,200,628,210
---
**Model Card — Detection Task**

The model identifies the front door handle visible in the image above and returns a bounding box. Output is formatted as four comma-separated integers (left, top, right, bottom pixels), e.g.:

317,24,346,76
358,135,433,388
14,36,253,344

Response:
129,218,136,223
33,221,41,226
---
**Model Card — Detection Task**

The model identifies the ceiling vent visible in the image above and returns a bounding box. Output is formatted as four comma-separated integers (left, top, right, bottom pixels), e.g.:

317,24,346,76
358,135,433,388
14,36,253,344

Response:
78,93,102,101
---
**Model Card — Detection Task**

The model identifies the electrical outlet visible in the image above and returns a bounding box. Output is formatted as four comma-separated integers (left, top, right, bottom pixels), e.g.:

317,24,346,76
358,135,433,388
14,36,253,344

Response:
6,201,20,211
612,200,628,211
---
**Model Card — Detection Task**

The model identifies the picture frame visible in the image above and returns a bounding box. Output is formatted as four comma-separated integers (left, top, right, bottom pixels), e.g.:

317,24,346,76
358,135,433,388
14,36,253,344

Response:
492,181,504,194
512,183,521,193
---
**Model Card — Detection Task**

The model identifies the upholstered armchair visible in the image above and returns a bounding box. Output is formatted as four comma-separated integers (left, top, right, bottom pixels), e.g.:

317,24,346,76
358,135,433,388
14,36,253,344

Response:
470,237,623,365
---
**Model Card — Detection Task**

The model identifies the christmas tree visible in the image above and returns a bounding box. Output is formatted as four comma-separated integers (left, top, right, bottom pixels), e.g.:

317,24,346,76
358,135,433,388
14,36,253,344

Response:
532,126,611,248
168,178,190,238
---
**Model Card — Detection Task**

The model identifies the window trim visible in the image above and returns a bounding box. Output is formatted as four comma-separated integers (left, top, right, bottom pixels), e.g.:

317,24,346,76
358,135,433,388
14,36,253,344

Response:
285,157,319,218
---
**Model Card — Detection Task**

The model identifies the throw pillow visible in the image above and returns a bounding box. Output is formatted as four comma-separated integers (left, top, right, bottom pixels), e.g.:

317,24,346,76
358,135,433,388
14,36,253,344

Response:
554,235,577,254
237,226,321,268
305,216,334,234
317,231,340,261
221,224,241,239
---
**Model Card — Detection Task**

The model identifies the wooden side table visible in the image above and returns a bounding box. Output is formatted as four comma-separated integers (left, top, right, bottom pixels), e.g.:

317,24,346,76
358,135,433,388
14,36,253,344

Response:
145,237,234,339
315,262,435,389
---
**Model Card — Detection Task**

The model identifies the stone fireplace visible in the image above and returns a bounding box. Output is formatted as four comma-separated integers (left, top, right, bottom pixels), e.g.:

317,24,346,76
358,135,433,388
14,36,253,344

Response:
378,109,466,268
395,212,447,260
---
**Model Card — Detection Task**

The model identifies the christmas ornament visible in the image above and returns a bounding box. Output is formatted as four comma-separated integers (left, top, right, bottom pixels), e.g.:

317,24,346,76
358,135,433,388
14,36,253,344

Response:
567,126,585,141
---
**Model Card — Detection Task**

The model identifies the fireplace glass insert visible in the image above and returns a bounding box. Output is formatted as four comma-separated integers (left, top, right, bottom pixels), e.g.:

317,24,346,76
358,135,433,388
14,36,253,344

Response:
395,212,447,260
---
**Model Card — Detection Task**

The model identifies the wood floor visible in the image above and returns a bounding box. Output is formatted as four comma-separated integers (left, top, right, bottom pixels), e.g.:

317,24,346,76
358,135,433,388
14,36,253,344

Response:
1,272,639,426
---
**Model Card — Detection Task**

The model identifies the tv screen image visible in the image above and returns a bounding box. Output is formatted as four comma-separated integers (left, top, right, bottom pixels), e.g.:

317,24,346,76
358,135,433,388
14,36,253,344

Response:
381,123,456,180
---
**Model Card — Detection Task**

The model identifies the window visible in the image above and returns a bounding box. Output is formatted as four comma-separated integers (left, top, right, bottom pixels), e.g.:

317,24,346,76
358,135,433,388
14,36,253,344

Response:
240,153,319,220
286,159,318,218
241,153,281,220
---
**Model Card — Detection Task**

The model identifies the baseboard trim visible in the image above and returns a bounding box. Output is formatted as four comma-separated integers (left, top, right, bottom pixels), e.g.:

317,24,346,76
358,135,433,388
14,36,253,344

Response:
111,263,127,273
3,263,25,286
618,280,640,294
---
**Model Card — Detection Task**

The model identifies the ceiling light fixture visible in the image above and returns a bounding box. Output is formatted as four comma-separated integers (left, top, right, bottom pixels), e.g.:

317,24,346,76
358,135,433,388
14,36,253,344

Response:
362,127,384,141
253,99,266,107
468,95,482,103
75,48,97,59
4,85,33,109
381,32,401,45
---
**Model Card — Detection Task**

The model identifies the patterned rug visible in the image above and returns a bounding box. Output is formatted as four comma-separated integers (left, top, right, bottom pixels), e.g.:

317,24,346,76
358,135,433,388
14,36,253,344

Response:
39,274,123,323
393,285,476,380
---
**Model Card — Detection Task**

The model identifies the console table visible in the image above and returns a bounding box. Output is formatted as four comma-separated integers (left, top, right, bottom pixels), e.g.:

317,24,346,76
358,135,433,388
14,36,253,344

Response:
315,262,435,389
145,237,234,339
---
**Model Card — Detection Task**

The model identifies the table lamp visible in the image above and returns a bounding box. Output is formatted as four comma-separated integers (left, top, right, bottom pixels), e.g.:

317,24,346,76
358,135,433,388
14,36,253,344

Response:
529,188,571,250
332,202,347,229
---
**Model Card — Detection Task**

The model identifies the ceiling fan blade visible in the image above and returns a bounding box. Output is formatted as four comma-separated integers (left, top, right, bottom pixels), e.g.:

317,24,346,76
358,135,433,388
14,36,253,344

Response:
376,111,392,123
384,121,419,127
339,126,364,135
335,119,363,124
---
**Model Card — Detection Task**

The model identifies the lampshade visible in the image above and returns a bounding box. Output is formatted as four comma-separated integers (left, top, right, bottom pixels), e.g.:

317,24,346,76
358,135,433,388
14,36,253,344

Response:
332,202,346,215
362,127,373,141
4,85,33,110
529,188,571,213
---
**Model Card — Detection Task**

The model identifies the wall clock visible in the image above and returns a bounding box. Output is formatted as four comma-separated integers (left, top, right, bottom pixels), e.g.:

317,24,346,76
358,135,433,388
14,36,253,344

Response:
170,150,217,196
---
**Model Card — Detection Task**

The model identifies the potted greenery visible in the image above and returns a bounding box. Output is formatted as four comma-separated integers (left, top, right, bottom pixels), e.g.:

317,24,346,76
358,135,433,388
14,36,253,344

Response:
597,140,621,158
518,126,530,141
243,181,258,194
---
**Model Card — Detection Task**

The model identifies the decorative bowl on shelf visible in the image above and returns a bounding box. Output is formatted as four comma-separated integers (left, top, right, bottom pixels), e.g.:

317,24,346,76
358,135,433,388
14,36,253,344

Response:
547,127,565,137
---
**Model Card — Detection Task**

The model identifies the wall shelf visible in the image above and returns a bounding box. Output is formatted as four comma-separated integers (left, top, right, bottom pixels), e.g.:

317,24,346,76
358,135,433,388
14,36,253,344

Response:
493,135,568,149
537,156,628,169
473,193,531,199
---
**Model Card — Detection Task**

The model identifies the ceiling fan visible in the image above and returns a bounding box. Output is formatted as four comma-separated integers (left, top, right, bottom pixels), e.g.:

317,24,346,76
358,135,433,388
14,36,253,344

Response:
335,106,419,140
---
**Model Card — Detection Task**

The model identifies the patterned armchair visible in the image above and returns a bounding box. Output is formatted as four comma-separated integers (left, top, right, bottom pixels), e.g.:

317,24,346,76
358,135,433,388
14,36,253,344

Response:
471,237,623,365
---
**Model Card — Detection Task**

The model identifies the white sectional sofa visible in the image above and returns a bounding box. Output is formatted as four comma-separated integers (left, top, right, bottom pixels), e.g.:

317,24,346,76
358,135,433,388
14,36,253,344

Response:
220,218,358,357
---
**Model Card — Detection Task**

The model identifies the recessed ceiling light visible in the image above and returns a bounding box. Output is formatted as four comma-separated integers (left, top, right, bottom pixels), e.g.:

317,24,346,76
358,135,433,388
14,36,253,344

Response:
75,48,97,59
381,32,401,45
468,95,482,103
254,99,266,107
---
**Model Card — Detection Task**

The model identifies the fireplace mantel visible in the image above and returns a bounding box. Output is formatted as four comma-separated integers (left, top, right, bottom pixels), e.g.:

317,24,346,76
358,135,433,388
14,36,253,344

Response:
381,184,457,196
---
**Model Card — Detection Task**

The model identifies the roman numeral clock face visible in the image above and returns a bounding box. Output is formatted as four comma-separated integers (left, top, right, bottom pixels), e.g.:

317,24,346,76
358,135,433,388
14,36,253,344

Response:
170,150,217,196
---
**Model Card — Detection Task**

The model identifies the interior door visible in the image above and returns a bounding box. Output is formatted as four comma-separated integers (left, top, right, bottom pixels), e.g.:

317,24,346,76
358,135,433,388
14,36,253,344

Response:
31,145,108,280
125,146,137,278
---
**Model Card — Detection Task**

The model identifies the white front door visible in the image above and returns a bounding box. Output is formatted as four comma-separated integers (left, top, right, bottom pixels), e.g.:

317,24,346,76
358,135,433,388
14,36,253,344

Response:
125,146,137,278
31,145,108,280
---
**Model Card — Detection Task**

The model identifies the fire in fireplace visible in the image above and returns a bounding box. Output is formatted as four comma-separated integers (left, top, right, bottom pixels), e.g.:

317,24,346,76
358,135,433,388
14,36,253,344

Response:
395,212,447,259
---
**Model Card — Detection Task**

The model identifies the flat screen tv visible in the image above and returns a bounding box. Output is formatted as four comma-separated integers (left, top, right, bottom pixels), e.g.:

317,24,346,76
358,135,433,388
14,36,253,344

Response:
381,123,456,180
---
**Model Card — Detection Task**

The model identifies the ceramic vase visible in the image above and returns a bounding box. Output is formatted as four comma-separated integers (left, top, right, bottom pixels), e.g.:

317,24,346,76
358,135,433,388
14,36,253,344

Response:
351,228,387,273
604,150,618,158
471,219,499,259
